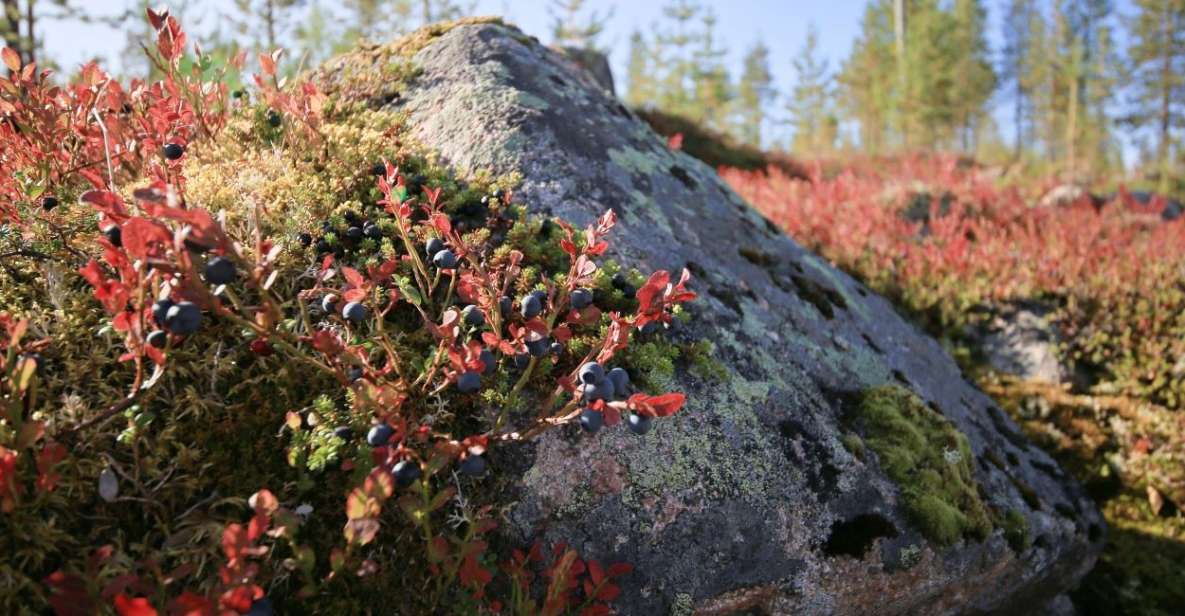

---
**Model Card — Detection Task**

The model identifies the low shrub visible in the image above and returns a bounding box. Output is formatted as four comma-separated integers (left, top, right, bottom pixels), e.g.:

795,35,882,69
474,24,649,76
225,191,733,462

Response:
1,11,698,614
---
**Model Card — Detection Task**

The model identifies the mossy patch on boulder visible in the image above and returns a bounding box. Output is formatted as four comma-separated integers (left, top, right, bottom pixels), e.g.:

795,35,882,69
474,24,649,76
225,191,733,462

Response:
848,384,992,546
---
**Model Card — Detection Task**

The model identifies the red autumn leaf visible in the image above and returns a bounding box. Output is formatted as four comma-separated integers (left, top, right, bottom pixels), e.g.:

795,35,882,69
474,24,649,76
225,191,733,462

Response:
258,52,276,77
44,571,94,616
113,594,158,616
2,47,21,72
431,212,451,235
342,266,365,289
628,392,686,418
218,586,260,614
167,592,212,616
667,132,684,150
636,270,670,313
35,441,67,493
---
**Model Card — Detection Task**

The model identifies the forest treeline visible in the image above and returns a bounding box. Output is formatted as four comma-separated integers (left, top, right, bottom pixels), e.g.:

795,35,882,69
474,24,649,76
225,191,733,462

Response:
4,0,1184,190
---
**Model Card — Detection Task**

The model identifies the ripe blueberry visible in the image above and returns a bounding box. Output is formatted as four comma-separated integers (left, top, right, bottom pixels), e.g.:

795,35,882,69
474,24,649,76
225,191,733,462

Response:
146,330,167,349
425,237,444,256
320,294,338,315
342,301,368,323
457,371,481,393
204,257,237,285
393,460,421,487
627,413,653,435
41,195,59,211
246,597,273,616
579,408,603,433
333,426,354,441
364,224,382,240
498,296,513,317
514,353,531,369
520,294,542,319
526,337,549,357
162,142,185,160
530,289,548,304
267,109,282,127
164,302,201,335
639,321,659,335
371,162,386,176
583,380,613,403
611,272,628,289
343,210,361,226
433,249,457,269
462,305,485,327
347,367,364,383
104,225,122,247
479,349,496,375
297,232,312,247
346,226,363,242
367,423,393,447
315,239,331,254
550,341,563,356
578,361,604,385
459,454,487,477
152,299,174,325
608,367,630,393
570,287,593,309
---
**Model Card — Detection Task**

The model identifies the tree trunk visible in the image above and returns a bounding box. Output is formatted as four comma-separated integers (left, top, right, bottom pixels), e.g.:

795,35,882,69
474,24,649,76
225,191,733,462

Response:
1157,7,1173,194
22,0,31,65
894,0,908,148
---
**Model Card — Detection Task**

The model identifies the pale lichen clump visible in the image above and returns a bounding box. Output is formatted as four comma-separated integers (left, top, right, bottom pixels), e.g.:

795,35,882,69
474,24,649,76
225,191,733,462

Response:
850,384,992,546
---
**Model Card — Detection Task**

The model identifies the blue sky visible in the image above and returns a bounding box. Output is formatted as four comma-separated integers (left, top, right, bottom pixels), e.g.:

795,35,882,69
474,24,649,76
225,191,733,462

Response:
40,0,1139,155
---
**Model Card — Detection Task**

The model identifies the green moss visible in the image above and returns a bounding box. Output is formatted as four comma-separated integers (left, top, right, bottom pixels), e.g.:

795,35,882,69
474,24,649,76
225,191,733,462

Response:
849,385,992,546
1002,509,1030,553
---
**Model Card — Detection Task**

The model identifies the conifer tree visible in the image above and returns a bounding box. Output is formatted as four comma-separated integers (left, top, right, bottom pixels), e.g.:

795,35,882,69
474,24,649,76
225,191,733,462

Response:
736,39,774,147
1126,0,1185,191
549,0,613,51
790,24,837,154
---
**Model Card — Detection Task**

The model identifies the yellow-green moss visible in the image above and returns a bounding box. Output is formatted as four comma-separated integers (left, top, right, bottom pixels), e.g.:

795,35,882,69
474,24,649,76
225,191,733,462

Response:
1002,509,1030,553
849,385,992,546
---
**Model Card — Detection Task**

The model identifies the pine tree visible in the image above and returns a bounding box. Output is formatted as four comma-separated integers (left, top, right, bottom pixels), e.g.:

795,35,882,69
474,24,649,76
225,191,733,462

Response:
690,8,732,131
549,0,613,51
736,39,774,147
838,2,895,153
949,0,996,152
1126,0,1185,192
790,24,837,154
293,0,339,68
231,0,304,51
1001,0,1039,157
624,29,656,108
654,0,702,119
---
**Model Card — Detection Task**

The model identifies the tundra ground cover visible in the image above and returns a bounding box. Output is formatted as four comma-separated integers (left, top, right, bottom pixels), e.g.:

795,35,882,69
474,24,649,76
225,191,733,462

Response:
0,13,702,614
723,157,1185,614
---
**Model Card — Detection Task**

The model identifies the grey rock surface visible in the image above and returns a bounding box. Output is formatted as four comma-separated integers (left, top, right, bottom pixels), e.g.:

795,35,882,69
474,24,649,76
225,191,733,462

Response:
556,45,615,95
390,21,1103,615
979,304,1066,385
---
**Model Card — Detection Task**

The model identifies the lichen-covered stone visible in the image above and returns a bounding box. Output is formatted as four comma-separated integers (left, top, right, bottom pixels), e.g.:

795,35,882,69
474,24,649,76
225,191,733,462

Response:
355,21,1104,615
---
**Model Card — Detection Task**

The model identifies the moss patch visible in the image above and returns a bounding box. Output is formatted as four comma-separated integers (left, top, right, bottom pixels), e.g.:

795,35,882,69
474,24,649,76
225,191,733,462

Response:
847,385,992,546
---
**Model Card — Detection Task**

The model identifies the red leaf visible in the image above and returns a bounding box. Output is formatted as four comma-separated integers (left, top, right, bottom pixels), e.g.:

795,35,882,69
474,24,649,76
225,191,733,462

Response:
431,213,451,235
44,571,94,616
342,267,365,289
258,52,276,77
667,133,683,150
113,594,158,616
2,47,20,72
636,270,670,313
628,392,686,417
168,592,212,616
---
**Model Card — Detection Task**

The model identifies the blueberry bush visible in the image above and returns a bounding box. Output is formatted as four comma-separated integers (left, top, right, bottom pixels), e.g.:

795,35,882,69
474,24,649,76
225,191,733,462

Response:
0,12,696,614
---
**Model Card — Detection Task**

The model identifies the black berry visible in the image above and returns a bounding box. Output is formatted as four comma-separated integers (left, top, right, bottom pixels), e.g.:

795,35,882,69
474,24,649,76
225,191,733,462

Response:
479,349,496,375
579,408,603,433
297,232,313,247
342,301,368,323
40,196,59,211
570,287,593,309
367,423,393,447
267,109,282,127
459,454,487,477
456,371,481,393
425,237,444,256
526,337,549,357
578,361,604,385
164,302,201,335
549,341,563,356
347,367,364,383
103,225,122,247
627,413,653,435
246,597,273,616
152,299,174,325
204,257,237,285
371,162,386,176
462,305,485,327
320,294,338,315
498,296,513,317
162,142,185,160
364,224,382,240
433,249,457,270
146,330,167,349
520,294,542,319
333,426,354,441
346,226,363,242
393,460,421,487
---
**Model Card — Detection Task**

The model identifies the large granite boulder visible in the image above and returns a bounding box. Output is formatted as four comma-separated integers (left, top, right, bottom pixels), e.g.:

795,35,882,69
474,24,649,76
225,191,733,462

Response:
379,21,1102,615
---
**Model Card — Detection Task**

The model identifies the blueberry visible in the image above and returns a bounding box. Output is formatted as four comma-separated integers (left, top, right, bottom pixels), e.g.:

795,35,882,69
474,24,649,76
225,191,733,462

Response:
526,337,549,357
550,341,563,356
162,142,185,160
184,238,213,254
498,296,513,317
520,294,542,319
457,371,481,393
393,460,421,487
539,219,554,238
164,302,201,335
367,423,393,447
579,408,603,433
343,210,361,226
479,349,496,375
582,380,613,403
41,195,58,211
342,301,368,323
621,284,636,298
246,597,273,616
348,367,364,383
459,454,486,477
333,426,354,441
425,237,444,256
267,109,281,127
152,299,174,325
462,305,485,327
600,377,617,400
578,361,604,385
530,289,548,304
371,162,386,176
364,224,382,240
321,294,338,315
297,232,312,247
346,226,363,242
492,188,504,200
204,257,237,285
103,225,122,247
570,287,593,309
608,367,630,393
513,353,531,369
232,89,244,99
146,330,167,349
639,321,659,335
627,413,653,435
433,249,457,269
315,239,331,254
611,272,628,290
